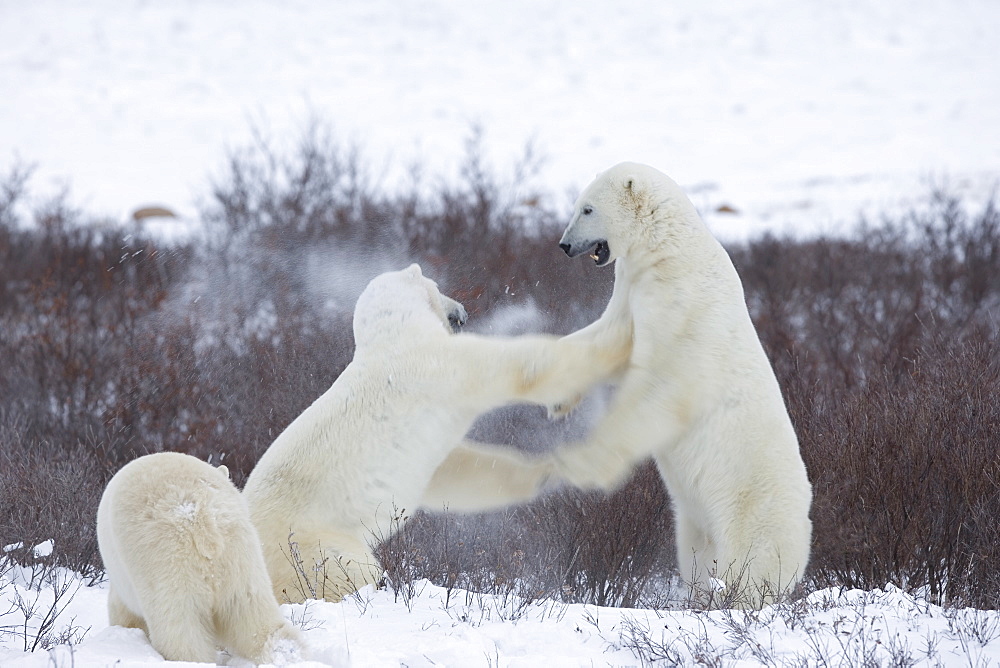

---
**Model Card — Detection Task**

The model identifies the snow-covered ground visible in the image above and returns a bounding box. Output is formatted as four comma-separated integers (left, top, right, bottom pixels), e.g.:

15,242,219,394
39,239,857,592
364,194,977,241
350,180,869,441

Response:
2,0,998,241
3,561,1000,667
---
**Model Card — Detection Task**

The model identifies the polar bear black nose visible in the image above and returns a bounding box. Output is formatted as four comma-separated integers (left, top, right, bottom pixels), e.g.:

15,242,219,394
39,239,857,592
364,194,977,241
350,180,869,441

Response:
559,243,572,256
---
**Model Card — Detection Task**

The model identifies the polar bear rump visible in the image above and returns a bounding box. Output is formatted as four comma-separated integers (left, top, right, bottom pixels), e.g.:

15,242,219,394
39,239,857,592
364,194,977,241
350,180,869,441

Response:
96,452,303,663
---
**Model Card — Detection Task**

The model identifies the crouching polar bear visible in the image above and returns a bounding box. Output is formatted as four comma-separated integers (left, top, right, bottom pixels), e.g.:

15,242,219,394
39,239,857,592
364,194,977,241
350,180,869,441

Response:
554,162,812,607
96,452,304,663
243,264,628,603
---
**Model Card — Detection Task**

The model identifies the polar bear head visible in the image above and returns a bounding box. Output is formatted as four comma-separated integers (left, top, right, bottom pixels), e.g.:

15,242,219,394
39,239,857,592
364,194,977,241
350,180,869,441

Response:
559,162,696,266
353,264,468,344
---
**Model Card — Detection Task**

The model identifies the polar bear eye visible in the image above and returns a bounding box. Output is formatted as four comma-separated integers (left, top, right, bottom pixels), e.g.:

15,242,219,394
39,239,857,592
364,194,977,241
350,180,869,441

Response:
582,205,593,215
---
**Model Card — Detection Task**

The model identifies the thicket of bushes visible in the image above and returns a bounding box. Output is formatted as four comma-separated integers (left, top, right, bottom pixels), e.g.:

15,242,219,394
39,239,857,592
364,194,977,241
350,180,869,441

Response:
1,129,998,609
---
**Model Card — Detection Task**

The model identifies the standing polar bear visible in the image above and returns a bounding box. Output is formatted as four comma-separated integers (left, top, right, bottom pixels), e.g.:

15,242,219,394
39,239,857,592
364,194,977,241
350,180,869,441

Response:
554,162,812,607
243,264,629,603
96,452,304,664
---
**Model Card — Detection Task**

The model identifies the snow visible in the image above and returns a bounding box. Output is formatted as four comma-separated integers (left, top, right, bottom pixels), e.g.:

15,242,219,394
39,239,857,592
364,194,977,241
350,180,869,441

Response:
3,567,1000,666
1,0,998,242
2,542,54,558
174,502,198,521
30,542,53,560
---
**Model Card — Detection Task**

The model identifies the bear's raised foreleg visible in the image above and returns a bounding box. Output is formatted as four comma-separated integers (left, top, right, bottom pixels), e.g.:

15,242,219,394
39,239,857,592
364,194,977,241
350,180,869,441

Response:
419,439,555,512
552,367,687,491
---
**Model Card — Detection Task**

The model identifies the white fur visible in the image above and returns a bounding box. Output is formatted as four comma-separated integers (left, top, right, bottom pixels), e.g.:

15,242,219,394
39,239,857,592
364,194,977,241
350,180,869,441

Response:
243,264,627,603
96,452,304,663
555,162,813,607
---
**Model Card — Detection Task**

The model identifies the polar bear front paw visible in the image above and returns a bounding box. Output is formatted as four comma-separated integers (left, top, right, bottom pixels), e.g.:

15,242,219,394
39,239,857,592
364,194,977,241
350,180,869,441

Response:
553,445,629,492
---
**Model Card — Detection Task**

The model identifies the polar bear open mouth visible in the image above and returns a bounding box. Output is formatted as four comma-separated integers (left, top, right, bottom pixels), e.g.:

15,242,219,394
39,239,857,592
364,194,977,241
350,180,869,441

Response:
589,240,611,265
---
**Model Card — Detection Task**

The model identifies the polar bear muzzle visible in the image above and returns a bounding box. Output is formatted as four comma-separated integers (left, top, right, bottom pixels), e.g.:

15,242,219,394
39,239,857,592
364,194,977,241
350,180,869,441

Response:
559,238,611,266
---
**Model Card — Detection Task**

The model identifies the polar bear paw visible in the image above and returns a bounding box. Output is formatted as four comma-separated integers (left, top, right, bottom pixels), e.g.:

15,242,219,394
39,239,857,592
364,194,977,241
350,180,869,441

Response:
552,444,630,492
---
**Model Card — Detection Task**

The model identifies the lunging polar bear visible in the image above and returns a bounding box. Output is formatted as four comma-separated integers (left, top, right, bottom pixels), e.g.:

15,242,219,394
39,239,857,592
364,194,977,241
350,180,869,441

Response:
243,264,628,603
554,162,812,607
96,452,304,663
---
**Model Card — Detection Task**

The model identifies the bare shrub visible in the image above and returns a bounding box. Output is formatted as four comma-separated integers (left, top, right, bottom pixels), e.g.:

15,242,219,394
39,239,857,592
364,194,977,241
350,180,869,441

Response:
378,510,532,595
4,567,90,652
524,463,674,608
277,532,378,607
734,194,1000,608
0,433,105,581
802,332,1000,606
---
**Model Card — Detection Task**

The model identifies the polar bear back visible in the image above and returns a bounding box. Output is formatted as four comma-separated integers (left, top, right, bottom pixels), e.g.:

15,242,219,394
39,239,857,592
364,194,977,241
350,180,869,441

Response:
244,265,480,543
244,339,479,543
97,452,303,663
99,453,252,591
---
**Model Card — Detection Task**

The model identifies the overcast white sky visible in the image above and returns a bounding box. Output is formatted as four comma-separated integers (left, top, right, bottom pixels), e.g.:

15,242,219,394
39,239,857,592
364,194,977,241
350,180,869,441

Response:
2,0,998,240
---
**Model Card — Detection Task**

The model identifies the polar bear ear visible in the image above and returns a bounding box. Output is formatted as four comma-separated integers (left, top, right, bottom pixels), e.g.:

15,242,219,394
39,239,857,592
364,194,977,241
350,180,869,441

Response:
621,172,650,213
624,174,638,193
406,263,423,278
217,464,230,479
622,174,641,202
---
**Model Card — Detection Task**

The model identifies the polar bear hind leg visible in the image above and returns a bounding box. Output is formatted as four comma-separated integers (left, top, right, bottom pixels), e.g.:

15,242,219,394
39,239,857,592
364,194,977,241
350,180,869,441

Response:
717,525,805,608
273,529,380,603
216,590,302,664
673,493,806,608
106,520,220,661
106,587,147,633
142,591,217,663
672,511,723,603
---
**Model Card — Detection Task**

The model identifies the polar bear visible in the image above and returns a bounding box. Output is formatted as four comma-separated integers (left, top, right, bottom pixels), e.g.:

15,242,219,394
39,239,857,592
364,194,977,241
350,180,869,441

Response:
96,452,304,664
553,162,812,607
243,264,628,603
